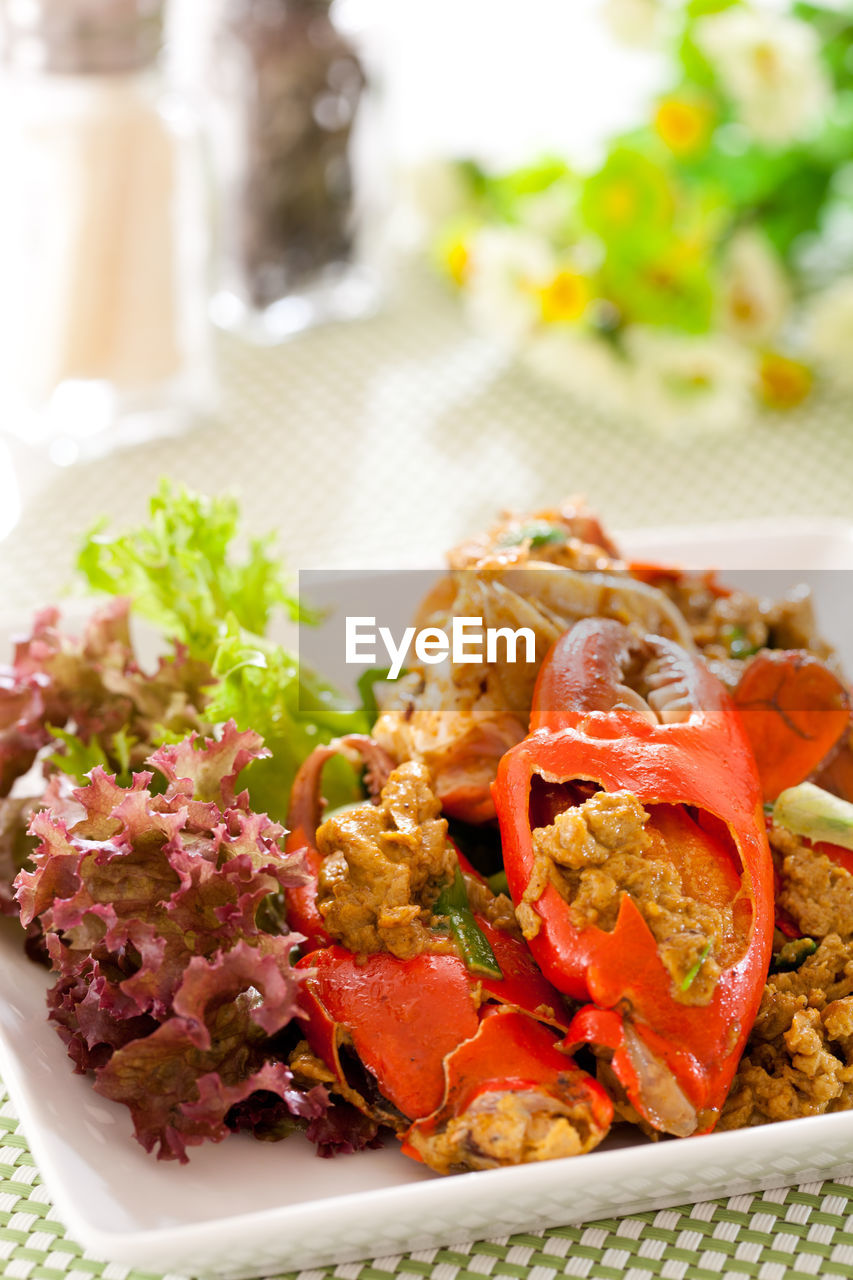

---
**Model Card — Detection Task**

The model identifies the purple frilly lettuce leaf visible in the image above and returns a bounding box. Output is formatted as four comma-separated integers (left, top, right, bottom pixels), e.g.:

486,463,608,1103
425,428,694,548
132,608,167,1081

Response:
14,726,330,1162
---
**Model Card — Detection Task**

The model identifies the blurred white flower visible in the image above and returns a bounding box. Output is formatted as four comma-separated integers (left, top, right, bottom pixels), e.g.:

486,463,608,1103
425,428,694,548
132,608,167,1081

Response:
718,228,791,343
400,159,473,232
464,227,554,346
524,328,633,417
795,203,853,289
696,8,831,146
805,276,853,387
602,0,664,47
627,328,754,432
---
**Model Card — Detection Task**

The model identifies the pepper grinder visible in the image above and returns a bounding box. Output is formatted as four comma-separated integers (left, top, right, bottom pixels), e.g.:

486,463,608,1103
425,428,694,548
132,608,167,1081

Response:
207,0,382,342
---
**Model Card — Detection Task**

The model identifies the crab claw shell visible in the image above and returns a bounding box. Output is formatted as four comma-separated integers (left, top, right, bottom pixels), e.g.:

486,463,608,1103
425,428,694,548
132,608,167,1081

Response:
287,735,395,837
293,919,574,1137
296,948,481,1127
530,618,723,735
374,565,695,824
732,650,851,802
563,1005,701,1139
814,713,853,804
401,1006,613,1174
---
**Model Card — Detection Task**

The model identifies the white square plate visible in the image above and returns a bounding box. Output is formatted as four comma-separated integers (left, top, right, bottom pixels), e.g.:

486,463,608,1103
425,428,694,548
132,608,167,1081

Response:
1,519,852,1280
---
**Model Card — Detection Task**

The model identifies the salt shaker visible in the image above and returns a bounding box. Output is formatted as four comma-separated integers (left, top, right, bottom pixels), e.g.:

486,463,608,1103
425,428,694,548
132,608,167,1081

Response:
207,0,381,342
0,0,211,465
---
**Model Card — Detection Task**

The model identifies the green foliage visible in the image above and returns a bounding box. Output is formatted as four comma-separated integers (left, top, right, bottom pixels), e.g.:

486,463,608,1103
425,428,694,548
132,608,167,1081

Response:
581,147,676,245
430,0,851,409
207,621,366,817
793,4,853,88
77,479,305,666
678,0,741,88
77,482,366,822
47,726,114,782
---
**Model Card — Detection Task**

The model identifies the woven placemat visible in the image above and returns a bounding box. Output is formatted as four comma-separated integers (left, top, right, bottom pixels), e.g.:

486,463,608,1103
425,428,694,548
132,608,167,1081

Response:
2,267,853,614
1,1076,853,1280
1,265,852,1280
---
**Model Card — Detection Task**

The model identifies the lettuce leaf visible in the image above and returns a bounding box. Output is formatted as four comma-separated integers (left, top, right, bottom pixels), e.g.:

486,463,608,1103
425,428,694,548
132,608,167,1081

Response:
76,480,303,663
94,941,326,1161
0,600,213,907
4,485,377,1160
206,621,366,817
75,482,366,820
16,724,328,1161
0,598,211,794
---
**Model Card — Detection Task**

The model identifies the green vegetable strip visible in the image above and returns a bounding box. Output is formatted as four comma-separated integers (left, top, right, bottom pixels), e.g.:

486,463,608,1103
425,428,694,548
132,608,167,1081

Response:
434,866,503,979
435,865,470,914
499,521,567,550
771,936,818,974
487,869,510,897
357,667,394,727
773,782,853,851
724,625,761,659
679,941,711,992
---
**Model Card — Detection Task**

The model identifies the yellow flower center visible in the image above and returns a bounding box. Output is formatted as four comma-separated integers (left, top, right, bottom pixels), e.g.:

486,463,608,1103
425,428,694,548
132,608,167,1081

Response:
443,237,470,287
654,98,712,157
730,285,760,326
538,270,591,324
758,352,813,410
753,41,782,86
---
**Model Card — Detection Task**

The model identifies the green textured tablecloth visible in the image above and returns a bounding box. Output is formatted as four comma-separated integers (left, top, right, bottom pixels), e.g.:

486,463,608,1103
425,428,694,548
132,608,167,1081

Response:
1,268,852,1280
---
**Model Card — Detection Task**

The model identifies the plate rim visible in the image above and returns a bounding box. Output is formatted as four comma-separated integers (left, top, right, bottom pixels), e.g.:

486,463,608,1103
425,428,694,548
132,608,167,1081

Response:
2,516,853,1273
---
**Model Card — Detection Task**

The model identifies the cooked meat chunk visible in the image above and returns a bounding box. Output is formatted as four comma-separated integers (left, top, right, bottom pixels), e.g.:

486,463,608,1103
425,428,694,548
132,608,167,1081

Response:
288,1039,337,1088
523,791,727,1005
766,590,828,654
315,761,518,959
462,869,522,939
447,498,622,573
406,1087,607,1174
720,934,853,1128
316,761,457,959
371,502,692,826
692,589,772,661
723,827,853,1128
652,579,832,670
771,824,853,940
372,500,837,833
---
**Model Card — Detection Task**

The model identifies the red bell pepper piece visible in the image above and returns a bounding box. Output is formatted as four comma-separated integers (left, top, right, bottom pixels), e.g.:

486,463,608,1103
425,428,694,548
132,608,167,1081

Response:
493,618,774,1136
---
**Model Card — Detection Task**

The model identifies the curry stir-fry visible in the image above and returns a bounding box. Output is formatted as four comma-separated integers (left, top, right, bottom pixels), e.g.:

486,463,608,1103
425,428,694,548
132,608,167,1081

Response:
287,499,853,1172
2,493,852,1174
